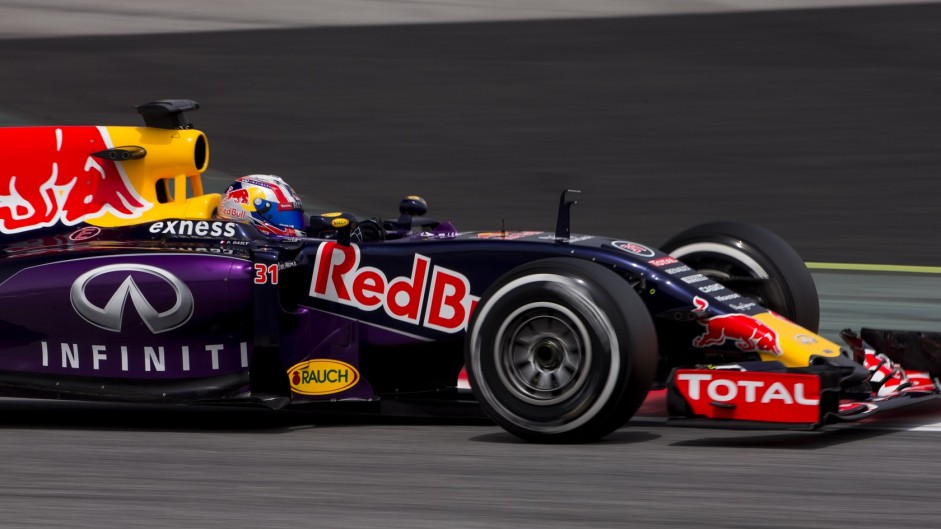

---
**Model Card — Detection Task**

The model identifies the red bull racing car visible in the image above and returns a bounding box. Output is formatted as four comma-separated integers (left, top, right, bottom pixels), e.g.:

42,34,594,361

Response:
0,99,938,442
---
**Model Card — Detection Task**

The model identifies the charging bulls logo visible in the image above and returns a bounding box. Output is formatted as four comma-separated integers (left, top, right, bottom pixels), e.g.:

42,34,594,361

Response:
693,313,782,356
0,126,151,233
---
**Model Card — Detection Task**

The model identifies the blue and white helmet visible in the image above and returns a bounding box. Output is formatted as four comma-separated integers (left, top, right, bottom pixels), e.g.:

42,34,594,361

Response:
218,174,306,237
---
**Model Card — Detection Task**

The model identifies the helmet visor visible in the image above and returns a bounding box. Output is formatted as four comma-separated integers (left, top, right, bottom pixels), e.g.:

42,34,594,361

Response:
261,207,306,232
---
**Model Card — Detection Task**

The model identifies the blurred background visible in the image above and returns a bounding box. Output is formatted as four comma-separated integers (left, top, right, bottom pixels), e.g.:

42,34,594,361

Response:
1,0,940,265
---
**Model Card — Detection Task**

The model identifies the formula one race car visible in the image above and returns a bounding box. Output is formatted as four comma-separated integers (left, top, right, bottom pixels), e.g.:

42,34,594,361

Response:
0,99,937,442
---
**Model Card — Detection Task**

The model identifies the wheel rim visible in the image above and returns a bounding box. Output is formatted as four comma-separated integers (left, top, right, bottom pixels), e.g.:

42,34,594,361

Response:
494,302,592,406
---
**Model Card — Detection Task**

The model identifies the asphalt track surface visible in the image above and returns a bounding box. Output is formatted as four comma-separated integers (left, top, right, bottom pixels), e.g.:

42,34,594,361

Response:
2,3,941,528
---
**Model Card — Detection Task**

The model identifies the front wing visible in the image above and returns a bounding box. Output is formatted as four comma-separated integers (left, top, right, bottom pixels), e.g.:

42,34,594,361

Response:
665,329,941,428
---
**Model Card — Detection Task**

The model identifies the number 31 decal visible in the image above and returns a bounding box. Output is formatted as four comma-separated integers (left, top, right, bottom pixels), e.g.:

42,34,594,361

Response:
253,263,279,285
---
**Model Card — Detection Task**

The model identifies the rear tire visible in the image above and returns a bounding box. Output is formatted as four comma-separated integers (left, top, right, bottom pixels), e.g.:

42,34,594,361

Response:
661,222,819,332
465,258,657,443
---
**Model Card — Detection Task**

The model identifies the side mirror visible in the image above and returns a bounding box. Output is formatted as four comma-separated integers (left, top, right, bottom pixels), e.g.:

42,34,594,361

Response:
384,195,439,239
396,195,436,229
399,195,428,217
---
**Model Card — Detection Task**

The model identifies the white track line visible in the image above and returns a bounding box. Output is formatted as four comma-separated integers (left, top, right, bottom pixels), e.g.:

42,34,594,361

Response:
906,422,941,432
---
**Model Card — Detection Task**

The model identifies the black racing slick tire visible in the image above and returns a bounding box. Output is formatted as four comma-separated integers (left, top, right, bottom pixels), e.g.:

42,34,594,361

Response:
661,222,820,332
465,258,658,443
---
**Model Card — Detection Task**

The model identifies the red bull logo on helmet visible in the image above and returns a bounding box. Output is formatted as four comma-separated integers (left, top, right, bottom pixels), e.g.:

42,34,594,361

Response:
226,188,251,205
0,126,150,234
693,313,783,356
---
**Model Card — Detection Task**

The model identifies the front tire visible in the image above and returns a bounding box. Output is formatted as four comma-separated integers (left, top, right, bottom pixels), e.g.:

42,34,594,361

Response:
661,222,820,332
465,258,657,443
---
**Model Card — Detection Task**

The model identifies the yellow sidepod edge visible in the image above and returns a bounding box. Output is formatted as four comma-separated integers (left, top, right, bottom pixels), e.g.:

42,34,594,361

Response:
752,312,842,366
87,126,220,227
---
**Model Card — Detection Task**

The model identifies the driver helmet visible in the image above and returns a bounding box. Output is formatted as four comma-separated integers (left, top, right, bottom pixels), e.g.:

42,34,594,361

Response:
218,174,306,237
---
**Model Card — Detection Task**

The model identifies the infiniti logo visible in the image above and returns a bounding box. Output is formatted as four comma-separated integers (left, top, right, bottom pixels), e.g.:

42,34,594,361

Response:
70,264,194,333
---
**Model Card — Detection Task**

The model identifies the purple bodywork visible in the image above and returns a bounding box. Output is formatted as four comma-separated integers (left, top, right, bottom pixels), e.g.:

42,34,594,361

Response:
0,253,253,379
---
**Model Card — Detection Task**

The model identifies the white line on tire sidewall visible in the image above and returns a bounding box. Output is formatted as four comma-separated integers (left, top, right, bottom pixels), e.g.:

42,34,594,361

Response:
469,272,621,434
669,242,770,279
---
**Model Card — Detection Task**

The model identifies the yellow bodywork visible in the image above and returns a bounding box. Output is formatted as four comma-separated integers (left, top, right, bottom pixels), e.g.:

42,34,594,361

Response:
752,312,842,366
87,126,220,227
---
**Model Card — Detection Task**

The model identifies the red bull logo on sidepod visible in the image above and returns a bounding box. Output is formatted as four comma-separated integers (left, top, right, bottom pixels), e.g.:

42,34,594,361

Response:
0,126,150,234
693,313,783,356
309,241,479,333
